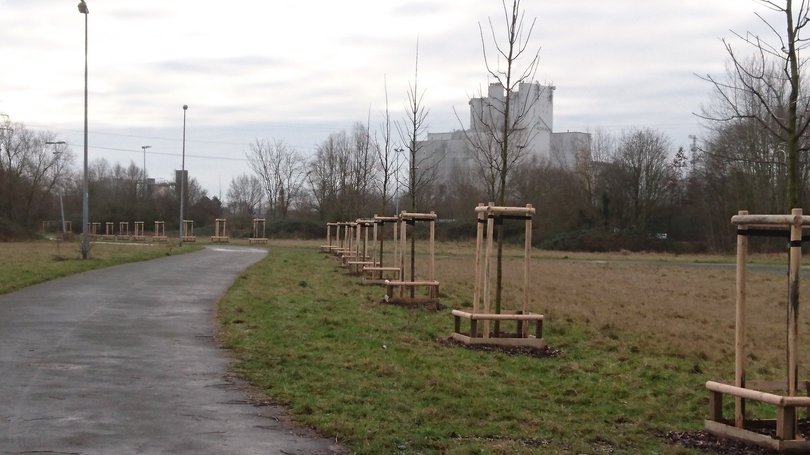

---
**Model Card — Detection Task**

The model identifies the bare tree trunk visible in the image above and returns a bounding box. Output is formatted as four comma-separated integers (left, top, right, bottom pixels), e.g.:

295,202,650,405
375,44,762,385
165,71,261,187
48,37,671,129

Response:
786,0,800,209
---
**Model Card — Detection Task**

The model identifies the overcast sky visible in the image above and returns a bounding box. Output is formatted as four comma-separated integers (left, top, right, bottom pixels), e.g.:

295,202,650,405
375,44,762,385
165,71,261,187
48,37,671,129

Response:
0,0,781,198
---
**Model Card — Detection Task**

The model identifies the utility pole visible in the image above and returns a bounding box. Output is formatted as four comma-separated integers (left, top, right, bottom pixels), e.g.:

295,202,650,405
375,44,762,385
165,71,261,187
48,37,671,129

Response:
142,145,151,196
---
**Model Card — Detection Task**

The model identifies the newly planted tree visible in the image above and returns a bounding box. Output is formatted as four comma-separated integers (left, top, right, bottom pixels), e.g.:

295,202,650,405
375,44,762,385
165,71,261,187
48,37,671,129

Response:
467,0,542,326
397,40,438,294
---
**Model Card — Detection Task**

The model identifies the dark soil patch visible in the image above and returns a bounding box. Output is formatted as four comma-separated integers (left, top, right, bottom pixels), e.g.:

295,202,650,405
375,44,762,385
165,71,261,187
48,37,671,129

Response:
665,429,782,455
438,337,562,358
667,419,810,454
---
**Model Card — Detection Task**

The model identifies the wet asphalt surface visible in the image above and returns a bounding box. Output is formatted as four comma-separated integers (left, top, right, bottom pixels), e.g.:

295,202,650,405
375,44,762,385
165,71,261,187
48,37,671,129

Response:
0,245,341,455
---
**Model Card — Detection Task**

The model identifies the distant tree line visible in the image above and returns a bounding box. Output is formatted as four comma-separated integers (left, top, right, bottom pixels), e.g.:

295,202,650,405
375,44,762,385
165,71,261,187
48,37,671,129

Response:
0,117,222,240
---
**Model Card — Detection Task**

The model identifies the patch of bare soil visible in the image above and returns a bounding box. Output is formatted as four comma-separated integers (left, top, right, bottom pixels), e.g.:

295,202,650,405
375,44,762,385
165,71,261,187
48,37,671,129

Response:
667,419,810,454
438,337,562,358
665,427,802,455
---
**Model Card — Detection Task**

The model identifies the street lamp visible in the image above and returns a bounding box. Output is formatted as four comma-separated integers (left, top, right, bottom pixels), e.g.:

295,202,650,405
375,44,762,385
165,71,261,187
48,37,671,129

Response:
45,141,67,234
78,0,89,259
179,104,188,247
141,145,151,196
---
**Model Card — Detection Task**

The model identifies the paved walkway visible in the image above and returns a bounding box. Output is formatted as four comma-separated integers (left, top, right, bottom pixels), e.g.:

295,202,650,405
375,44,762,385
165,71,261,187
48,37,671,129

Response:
0,246,341,455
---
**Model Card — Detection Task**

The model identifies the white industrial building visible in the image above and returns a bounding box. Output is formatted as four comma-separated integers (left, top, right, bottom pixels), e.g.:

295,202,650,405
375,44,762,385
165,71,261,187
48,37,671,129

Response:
419,82,590,179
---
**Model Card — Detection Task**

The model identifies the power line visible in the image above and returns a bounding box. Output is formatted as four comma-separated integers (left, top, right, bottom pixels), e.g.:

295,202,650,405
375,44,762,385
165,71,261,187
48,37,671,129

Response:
90,145,248,162
23,122,249,146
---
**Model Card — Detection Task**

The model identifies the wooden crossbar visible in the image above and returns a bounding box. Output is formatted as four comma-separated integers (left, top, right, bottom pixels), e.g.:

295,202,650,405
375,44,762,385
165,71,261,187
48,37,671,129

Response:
384,279,439,301
451,309,544,321
385,280,439,287
705,381,810,407
731,213,810,227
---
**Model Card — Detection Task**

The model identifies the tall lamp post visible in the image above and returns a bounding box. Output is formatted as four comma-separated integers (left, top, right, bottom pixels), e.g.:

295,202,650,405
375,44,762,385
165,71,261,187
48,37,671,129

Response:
141,145,151,196
45,141,67,234
78,0,89,259
179,105,188,247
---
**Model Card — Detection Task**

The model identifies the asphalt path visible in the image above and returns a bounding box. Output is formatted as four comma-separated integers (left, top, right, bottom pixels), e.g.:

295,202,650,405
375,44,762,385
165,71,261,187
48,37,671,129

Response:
0,245,341,455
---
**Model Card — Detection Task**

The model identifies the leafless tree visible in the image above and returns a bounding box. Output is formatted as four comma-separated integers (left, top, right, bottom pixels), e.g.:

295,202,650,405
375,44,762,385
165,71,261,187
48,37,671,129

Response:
615,128,673,232
576,128,616,209
308,133,343,221
458,0,542,203
375,75,398,216
247,138,306,219
460,0,542,323
396,38,439,291
0,120,73,231
351,121,378,214
306,125,381,222
226,173,264,218
396,39,436,214
698,0,810,208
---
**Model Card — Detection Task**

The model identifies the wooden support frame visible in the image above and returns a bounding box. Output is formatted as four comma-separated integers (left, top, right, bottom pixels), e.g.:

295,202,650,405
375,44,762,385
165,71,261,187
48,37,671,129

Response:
321,222,337,252
101,222,115,240
337,222,358,263
132,221,145,241
249,218,268,245
704,208,810,451
383,210,439,304
451,203,544,348
211,218,229,243
345,219,376,273
181,219,196,242
152,221,167,242
117,221,130,241
89,222,101,239
330,222,352,257
362,215,401,285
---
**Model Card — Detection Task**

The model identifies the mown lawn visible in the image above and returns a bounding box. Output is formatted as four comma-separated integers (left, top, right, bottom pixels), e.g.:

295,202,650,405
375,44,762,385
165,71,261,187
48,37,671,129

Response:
0,239,202,294
217,244,769,454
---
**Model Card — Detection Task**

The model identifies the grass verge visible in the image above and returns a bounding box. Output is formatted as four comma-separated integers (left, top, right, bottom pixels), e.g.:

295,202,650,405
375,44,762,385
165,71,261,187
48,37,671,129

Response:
0,239,202,294
218,244,731,454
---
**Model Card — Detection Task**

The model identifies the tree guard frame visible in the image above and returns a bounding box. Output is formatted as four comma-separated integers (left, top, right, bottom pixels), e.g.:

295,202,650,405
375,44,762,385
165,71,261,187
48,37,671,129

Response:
330,222,351,257
152,221,167,242
321,222,338,252
249,218,267,245
704,209,810,451
181,219,196,243
102,222,115,240
117,221,130,241
383,211,439,304
132,221,145,241
211,218,229,243
451,203,544,348
346,218,376,273
89,222,101,239
362,215,401,285
337,222,358,263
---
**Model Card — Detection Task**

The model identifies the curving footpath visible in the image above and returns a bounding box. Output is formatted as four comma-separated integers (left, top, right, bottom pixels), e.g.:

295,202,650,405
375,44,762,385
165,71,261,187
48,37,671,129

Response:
0,245,341,455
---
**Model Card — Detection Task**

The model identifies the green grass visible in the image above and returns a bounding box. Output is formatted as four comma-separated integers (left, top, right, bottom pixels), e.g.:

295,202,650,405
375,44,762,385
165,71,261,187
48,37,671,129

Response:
0,240,203,294
218,245,722,454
